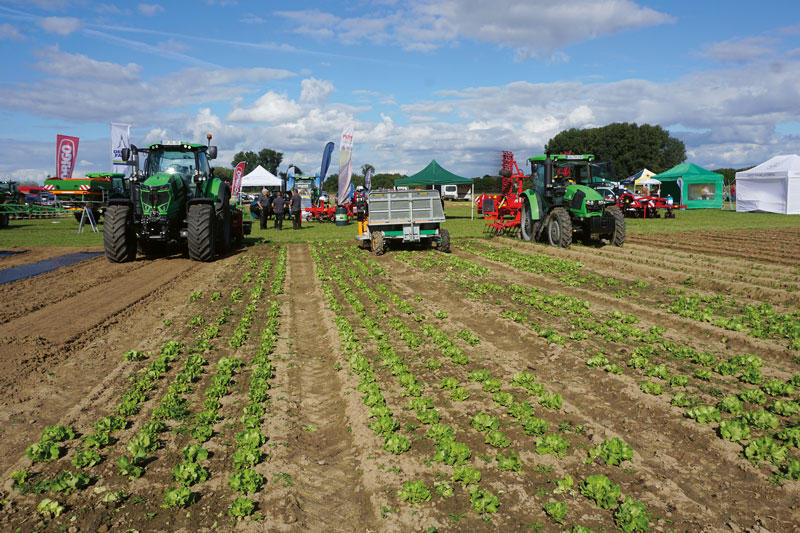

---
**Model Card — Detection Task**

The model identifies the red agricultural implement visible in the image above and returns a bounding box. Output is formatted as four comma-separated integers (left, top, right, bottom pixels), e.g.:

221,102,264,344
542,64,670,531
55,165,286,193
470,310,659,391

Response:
616,192,684,219
482,151,526,236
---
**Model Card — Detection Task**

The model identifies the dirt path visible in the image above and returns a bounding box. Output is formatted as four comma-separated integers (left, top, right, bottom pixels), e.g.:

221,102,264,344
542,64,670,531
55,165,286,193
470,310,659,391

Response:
261,243,376,530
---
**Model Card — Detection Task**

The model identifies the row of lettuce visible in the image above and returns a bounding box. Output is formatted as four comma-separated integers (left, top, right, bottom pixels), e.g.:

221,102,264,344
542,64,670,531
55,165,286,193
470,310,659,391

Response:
10,246,286,525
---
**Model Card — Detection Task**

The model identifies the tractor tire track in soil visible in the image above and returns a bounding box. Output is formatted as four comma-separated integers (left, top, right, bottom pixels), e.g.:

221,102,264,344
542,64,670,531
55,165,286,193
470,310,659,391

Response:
261,243,376,530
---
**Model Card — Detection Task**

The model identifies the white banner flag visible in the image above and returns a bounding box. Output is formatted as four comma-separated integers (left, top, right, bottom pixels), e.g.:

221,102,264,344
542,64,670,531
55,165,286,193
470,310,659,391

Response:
337,123,354,205
111,123,131,175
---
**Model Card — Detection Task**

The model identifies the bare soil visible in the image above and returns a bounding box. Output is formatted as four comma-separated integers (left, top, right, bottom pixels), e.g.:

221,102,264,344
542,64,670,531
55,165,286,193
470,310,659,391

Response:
0,231,799,532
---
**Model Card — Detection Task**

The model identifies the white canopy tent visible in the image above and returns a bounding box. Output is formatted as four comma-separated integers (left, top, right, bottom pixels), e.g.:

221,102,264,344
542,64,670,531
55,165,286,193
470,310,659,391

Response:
240,165,282,188
735,155,800,215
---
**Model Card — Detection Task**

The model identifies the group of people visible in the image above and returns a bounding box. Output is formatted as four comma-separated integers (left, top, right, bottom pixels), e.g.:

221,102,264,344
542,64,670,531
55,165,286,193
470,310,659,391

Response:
254,188,303,230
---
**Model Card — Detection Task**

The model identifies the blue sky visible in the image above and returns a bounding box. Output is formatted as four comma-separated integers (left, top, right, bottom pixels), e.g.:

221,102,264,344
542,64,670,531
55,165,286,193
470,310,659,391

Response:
1,0,799,182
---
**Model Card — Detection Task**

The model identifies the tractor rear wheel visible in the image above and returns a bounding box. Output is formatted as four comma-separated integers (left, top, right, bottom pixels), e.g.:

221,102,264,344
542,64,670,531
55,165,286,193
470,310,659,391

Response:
188,203,216,262
439,228,451,253
103,205,136,263
0,212,8,228
607,205,625,246
547,207,572,248
371,231,385,256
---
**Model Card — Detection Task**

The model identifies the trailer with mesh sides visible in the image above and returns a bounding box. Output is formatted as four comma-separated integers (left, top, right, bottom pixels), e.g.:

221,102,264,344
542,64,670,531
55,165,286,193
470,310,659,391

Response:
355,189,450,255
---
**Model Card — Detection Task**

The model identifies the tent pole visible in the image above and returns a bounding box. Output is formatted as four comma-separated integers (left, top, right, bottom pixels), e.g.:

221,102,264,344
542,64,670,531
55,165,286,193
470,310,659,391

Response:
471,184,474,220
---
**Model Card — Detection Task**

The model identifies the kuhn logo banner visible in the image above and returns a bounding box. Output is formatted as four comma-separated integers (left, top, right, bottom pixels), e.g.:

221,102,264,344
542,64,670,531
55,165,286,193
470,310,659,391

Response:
110,123,131,175
337,123,354,205
232,162,246,196
56,134,79,179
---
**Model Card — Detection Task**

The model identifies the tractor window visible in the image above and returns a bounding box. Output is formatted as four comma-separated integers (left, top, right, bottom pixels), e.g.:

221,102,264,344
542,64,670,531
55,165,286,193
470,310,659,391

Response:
197,152,210,181
148,150,196,188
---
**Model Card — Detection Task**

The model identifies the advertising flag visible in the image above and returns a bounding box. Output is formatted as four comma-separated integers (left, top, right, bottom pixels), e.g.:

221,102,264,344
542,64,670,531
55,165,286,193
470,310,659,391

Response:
56,134,80,179
232,162,246,196
364,167,373,192
320,141,334,181
110,123,131,175
337,123,354,205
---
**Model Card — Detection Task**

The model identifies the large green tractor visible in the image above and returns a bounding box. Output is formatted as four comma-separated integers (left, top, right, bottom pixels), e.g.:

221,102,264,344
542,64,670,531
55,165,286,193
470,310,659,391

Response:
0,181,21,228
103,139,232,262
519,154,625,247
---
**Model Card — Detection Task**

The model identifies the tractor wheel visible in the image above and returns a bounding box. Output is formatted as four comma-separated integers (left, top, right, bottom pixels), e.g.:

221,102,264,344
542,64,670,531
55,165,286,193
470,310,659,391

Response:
103,205,136,263
607,205,625,246
187,203,216,262
547,207,572,248
0,212,8,228
520,199,534,241
439,228,451,253
371,231,385,256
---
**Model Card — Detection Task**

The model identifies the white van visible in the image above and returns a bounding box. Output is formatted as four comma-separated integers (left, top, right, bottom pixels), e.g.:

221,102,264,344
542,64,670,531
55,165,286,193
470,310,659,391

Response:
442,184,459,201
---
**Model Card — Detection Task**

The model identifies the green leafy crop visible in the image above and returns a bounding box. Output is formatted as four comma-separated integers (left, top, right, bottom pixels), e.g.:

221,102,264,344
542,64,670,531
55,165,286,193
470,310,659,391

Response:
452,465,482,486
580,475,620,509
398,480,431,504
172,461,209,487
228,497,255,519
162,486,196,508
470,413,499,432
26,441,60,463
614,496,650,532
543,501,568,524
587,437,634,466
229,469,265,494
469,486,500,515
535,434,569,459
40,425,75,443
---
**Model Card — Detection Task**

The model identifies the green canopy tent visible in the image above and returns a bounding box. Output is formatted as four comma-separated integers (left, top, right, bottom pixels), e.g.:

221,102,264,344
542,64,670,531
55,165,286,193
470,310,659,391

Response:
394,160,475,219
652,163,724,209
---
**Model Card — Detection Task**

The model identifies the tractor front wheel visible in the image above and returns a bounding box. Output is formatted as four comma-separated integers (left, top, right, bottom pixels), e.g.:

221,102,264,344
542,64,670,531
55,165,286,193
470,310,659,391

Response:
607,205,625,246
547,207,572,248
438,228,451,253
103,205,136,263
188,203,216,262
371,231,385,256
520,200,534,241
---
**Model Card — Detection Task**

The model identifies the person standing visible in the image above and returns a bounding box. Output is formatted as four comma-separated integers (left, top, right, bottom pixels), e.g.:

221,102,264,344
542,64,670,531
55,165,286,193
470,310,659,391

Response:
256,188,269,230
290,188,302,229
272,191,285,230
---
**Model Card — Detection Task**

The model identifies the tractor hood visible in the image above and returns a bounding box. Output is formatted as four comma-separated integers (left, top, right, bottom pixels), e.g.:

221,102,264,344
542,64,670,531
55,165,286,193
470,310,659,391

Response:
564,184,608,214
138,173,188,217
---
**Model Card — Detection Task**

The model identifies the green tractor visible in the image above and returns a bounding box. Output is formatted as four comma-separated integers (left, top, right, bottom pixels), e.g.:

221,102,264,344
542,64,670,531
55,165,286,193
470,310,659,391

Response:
104,139,235,262
518,154,625,247
0,181,21,228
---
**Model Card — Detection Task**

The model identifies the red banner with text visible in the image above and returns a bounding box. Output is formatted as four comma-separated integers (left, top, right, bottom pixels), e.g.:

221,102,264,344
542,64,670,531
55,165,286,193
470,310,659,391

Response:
56,134,80,179
232,161,246,196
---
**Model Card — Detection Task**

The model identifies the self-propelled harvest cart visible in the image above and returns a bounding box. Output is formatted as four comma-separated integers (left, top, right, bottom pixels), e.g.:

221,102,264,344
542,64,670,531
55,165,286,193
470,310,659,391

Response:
356,189,450,255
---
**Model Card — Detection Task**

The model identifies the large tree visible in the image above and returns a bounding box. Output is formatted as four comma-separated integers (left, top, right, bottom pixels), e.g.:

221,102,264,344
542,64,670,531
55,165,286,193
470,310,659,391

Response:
231,148,283,175
544,122,686,180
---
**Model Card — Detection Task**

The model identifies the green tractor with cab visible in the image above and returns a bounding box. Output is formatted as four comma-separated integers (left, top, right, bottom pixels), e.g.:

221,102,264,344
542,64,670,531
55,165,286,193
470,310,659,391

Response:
518,154,625,247
104,138,241,262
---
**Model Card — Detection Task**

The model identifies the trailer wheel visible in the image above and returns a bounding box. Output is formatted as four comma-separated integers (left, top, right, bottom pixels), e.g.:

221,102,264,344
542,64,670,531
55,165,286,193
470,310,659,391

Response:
103,205,136,263
218,202,231,253
439,228,451,253
188,203,216,262
607,205,625,247
547,207,572,248
371,231,385,256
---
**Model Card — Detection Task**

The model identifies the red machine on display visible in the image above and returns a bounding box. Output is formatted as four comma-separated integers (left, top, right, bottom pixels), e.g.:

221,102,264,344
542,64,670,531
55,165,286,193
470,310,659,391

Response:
482,151,526,235
616,192,684,219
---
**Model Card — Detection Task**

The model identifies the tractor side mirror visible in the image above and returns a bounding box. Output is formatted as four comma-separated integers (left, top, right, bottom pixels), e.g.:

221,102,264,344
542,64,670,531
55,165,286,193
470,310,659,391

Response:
207,146,218,160
121,148,130,161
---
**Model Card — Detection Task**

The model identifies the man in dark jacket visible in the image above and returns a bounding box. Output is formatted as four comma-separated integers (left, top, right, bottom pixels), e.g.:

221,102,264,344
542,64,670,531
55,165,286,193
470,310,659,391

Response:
272,191,285,230
290,188,302,229
256,188,268,230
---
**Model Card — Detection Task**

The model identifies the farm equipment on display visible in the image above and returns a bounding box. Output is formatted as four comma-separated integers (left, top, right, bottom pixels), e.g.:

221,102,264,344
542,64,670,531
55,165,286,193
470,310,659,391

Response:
104,136,249,263
356,189,450,255
520,153,625,247
1,181,67,225
616,191,683,219
44,172,129,222
481,152,625,247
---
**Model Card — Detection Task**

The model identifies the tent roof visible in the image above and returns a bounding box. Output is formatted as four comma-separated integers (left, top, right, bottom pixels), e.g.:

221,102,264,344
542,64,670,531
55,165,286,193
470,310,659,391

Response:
653,163,723,181
394,160,472,186
240,165,282,187
736,154,800,179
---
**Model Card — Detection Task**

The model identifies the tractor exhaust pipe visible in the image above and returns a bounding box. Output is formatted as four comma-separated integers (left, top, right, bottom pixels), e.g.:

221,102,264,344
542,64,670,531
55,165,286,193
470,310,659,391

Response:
544,153,553,191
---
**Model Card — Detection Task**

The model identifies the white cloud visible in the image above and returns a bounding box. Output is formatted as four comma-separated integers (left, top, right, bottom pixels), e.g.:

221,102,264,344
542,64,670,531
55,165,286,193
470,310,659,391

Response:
277,0,674,60
701,37,776,64
0,23,24,41
300,78,334,104
37,16,81,35
227,92,304,123
34,46,142,82
138,4,163,16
